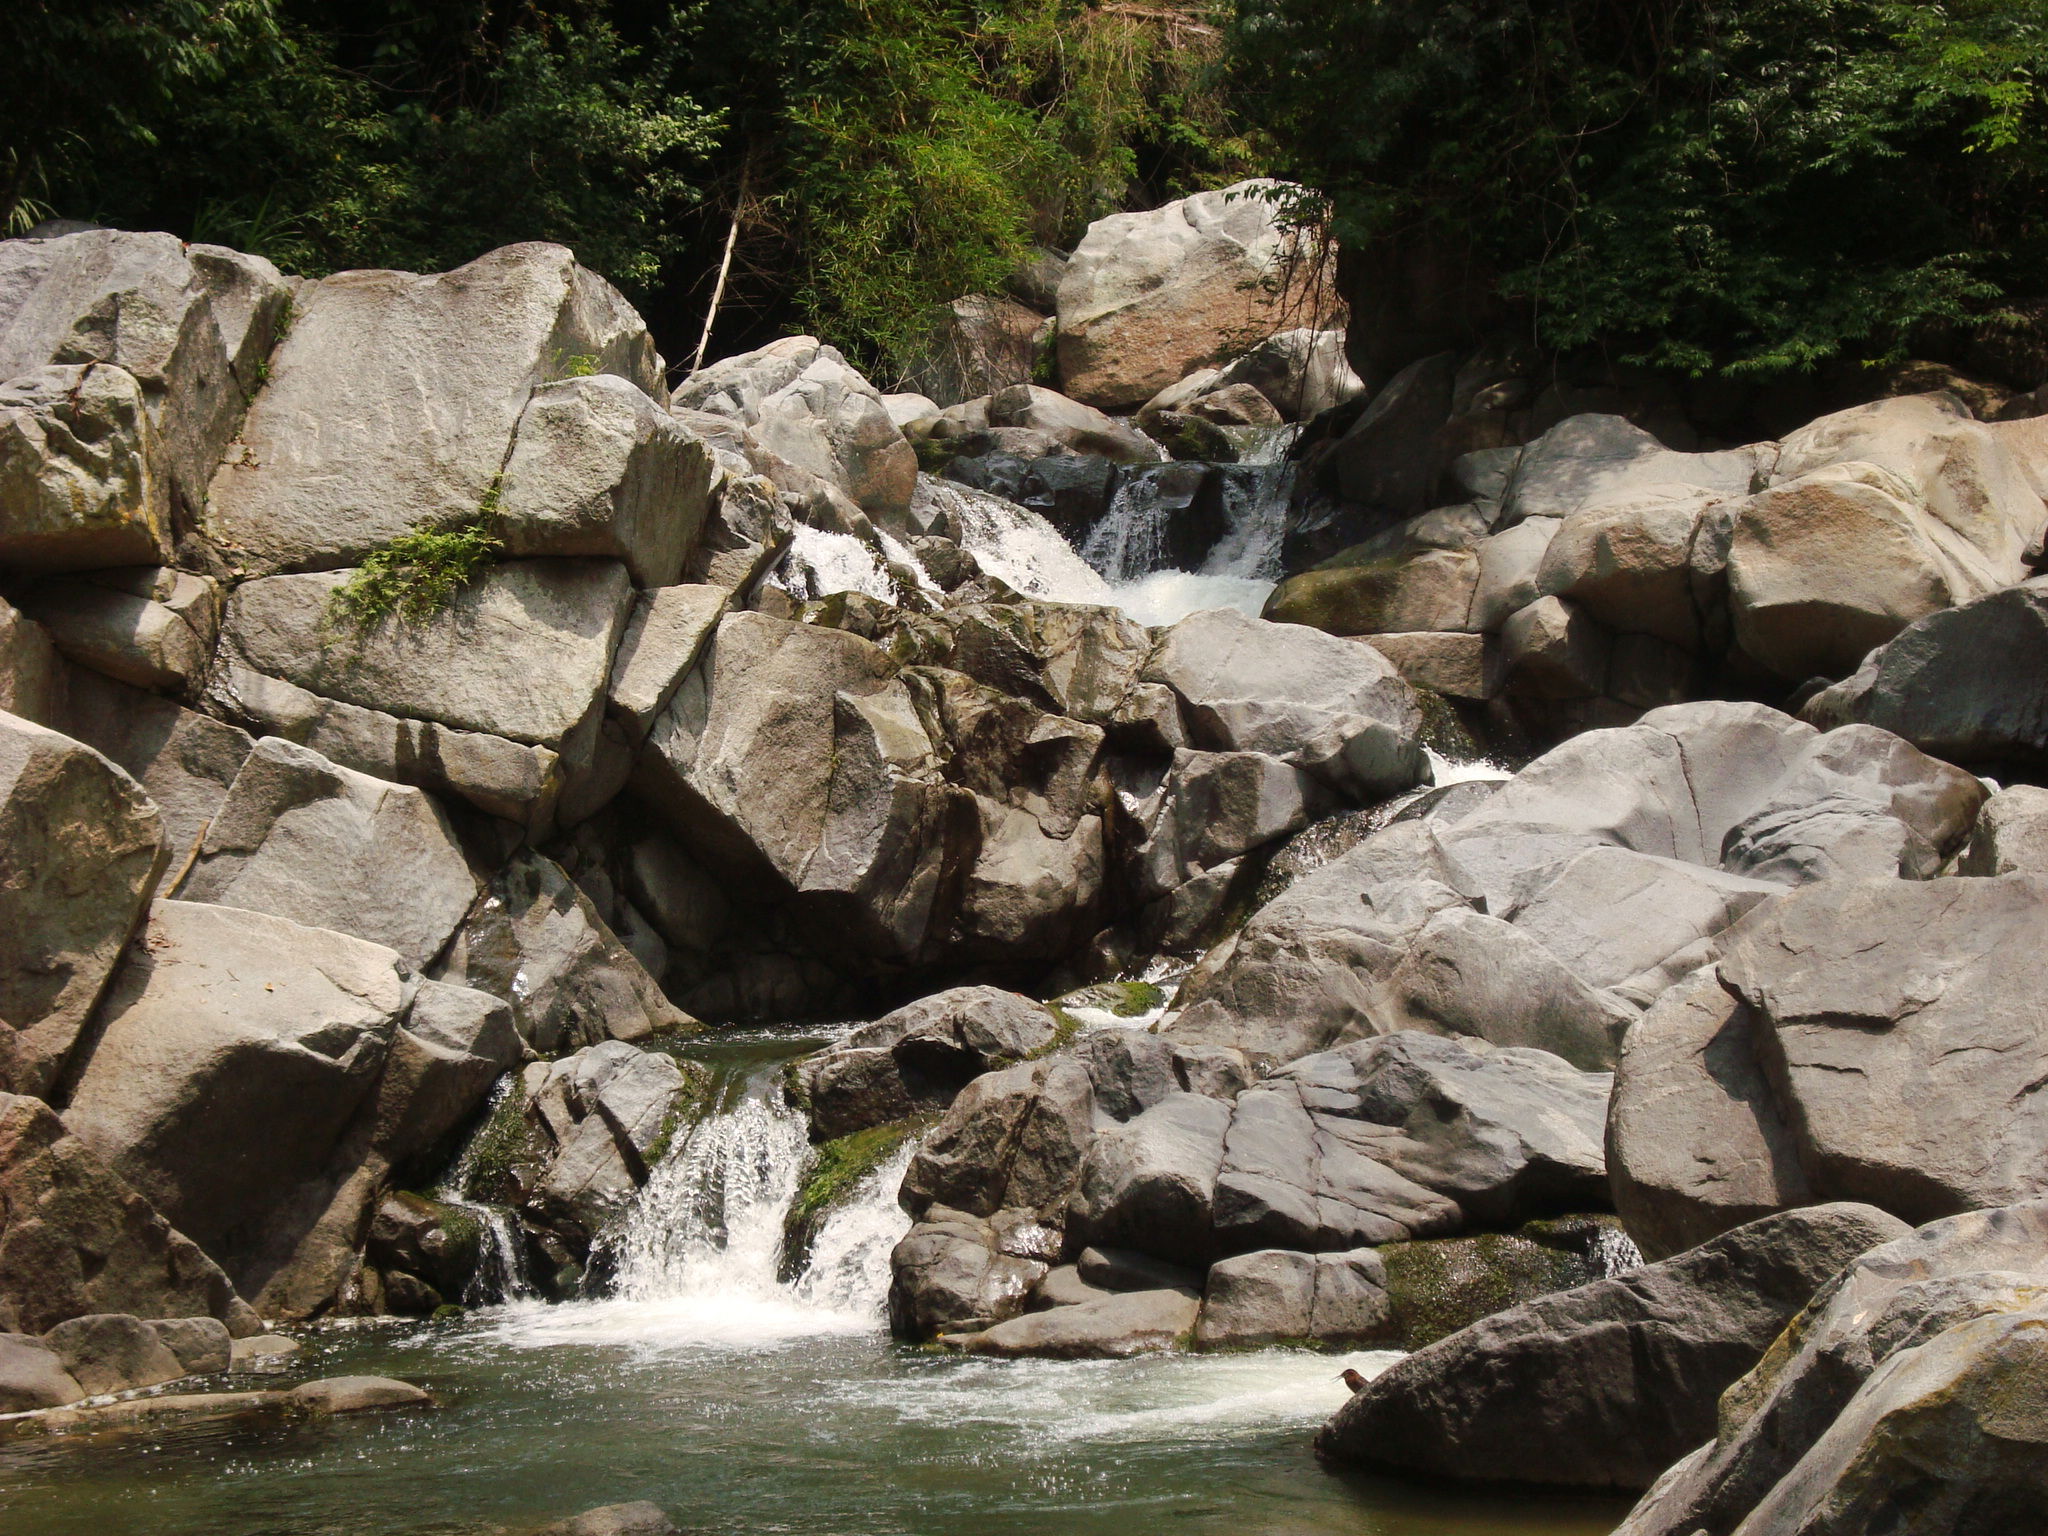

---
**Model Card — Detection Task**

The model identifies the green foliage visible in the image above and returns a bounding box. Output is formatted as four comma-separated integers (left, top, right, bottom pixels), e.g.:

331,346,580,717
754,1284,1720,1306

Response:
458,1083,538,1207
332,490,505,628
785,1118,927,1251
1230,0,2048,376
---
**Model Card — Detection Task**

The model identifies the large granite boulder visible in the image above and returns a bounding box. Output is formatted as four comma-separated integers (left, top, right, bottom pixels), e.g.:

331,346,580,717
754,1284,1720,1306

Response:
672,336,917,526
52,670,254,857
436,849,691,1055
1141,606,1426,803
799,986,1059,1141
0,710,167,1099
18,565,221,697
177,736,477,970
1500,415,1765,527
1055,180,1322,411
220,558,635,750
1961,783,2048,875
1615,1202,2048,1536
956,1285,1199,1358
1611,874,2048,1259
1719,873,2048,1224
519,1041,695,1255
899,1056,1098,1222
0,228,290,525
1729,394,2047,679
62,900,414,1288
497,374,716,587
0,1332,84,1411
1194,1247,1394,1349
888,1205,1062,1339
635,609,970,961
1315,1203,1911,1490
206,243,657,571
0,363,169,572
1803,576,2048,773
0,1091,251,1337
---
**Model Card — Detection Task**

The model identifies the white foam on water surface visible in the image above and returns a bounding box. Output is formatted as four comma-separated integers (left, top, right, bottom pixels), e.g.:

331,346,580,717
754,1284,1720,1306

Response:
1107,571,1276,627
1425,746,1513,786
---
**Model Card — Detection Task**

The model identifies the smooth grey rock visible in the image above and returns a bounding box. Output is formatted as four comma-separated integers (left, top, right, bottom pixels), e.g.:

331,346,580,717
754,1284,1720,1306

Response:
899,1057,1095,1220
202,655,564,829
1498,595,1610,700
801,986,1058,1141
18,566,219,694
1070,1093,1231,1266
497,374,714,587
0,594,66,725
1471,516,1562,632
288,1375,431,1413
1029,1265,1112,1311
63,900,412,1279
1376,906,1639,1071
1502,414,1763,526
986,383,1160,463
207,243,656,570
1195,1247,1394,1349
1613,1202,2048,1536
960,1286,1199,1358
604,584,727,741
1720,873,2048,1224
178,737,477,970
0,363,167,572
1282,1032,1611,1227
1961,783,2048,875
1166,821,1473,1067
1214,327,1363,420
437,850,690,1054
0,710,166,1099
526,1043,690,1246
149,1316,232,1375
1055,180,1313,411
539,1502,681,1536
0,230,287,518
223,558,634,748
888,1207,1054,1339
673,336,916,525
1606,968,1811,1262
0,1332,84,1411
229,1334,301,1374
42,1311,187,1396
1316,1203,1911,1490
1803,577,2048,772
1537,485,1728,650
1075,1246,1201,1294
0,1091,250,1338
636,610,966,960
1506,846,1778,995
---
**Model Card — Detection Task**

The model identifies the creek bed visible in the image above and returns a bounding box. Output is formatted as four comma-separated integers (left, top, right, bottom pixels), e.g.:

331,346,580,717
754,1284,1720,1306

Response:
0,1317,1629,1535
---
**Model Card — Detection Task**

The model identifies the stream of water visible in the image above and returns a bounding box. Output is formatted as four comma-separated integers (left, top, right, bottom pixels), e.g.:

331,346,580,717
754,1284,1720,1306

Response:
1,1032,1628,1536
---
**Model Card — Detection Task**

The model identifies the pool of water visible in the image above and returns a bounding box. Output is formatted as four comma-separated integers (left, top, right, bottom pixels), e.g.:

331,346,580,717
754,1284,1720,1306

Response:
0,1317,1629,1536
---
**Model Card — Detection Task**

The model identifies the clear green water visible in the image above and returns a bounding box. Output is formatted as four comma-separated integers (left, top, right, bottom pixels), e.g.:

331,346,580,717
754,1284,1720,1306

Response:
1,1030,1628,1536
0,1318,1627,1536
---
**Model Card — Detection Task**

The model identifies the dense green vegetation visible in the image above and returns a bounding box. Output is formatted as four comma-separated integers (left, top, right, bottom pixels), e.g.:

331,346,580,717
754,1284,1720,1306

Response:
4,0,1248,377
10,1,2043,383
1229,0,2048,378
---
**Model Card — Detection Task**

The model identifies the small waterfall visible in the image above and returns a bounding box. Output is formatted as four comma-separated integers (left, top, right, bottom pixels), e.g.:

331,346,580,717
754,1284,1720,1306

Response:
437,1076,538,1306
921,477,1115,606
1086,425,1300,627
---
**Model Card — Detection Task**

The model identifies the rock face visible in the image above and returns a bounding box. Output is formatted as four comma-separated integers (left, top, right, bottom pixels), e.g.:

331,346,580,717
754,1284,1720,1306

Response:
799,986,1059,1141
1614,1202,2048,1536
0,228,290,531
1610,876,2048,1252
672,336,918,526
1315,1203,1911,1490
0,1091,250,1337
1803,577,2048,773
1167,701,1979,1072
0,364,168,573
206,243,658,571
1056,181,1327,411
1195,1247,1394,1349
178,736,477,970
62,901,414,1291
0,710,167,1098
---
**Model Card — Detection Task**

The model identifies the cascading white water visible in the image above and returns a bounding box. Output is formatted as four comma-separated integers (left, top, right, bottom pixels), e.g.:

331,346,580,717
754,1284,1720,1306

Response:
437,1077,537,1305
1091,425,1299,627
476,1067,916,1351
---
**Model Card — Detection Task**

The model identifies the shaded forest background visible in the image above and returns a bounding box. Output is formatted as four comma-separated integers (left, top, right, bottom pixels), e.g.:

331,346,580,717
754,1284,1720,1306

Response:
7,0,2044,390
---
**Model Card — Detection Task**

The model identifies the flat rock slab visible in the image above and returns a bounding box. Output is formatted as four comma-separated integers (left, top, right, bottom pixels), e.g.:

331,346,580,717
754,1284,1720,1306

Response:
956,1287,1200,1358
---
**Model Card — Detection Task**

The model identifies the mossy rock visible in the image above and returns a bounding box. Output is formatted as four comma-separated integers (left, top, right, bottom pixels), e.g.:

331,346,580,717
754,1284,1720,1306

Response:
781,1118,928,1278
456,1082,546,1207
1380,1214,1634,1348
1052,980,1168,1020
